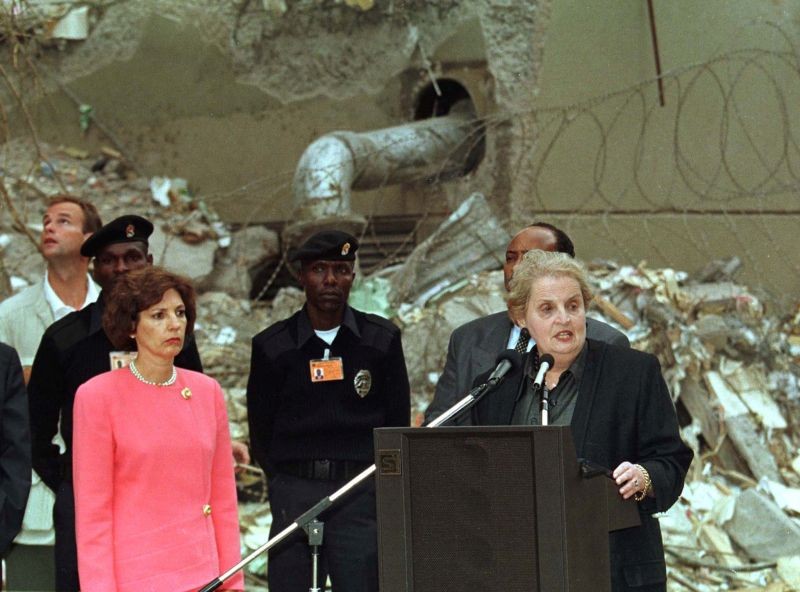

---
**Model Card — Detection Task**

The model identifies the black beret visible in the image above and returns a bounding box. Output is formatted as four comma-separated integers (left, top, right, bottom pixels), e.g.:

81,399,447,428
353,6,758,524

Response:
290,230,359,263
81,215,154,257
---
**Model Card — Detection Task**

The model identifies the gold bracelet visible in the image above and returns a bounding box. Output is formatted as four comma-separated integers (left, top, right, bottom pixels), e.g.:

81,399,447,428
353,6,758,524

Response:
633,464,652,502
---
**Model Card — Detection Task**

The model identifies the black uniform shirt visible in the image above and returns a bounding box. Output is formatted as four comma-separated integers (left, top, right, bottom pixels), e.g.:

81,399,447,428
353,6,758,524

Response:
246,305,411,476
28,296,203,490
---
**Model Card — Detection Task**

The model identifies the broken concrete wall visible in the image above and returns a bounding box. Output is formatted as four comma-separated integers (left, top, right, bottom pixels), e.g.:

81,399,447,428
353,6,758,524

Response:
511,0,800,308
5,0,542,227
3,0,800,309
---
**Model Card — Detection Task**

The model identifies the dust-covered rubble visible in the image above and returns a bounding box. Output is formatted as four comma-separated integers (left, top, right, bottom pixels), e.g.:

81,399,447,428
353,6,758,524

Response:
2,140,800,590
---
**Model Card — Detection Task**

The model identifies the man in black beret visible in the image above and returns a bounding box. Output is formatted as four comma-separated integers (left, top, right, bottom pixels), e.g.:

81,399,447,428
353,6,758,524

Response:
79,214,155,290
27,214,202,591
247,229,411,592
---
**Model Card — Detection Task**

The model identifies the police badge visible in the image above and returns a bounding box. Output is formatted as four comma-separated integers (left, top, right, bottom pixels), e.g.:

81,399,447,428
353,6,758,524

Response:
354,369,372,398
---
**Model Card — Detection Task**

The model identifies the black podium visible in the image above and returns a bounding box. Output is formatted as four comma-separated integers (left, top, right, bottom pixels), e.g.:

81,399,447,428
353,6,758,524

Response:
373,426,640,592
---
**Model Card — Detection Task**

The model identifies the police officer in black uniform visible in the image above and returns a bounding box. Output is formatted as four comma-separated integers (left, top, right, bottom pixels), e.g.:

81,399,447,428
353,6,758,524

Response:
247,230,410,592
27,215,203,591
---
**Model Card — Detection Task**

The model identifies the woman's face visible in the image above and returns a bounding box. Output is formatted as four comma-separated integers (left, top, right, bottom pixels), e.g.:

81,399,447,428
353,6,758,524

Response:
522,274,586,365
134,288,187,362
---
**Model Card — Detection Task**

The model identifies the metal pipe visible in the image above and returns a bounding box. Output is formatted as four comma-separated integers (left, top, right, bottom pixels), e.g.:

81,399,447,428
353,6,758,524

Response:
291,101,480,220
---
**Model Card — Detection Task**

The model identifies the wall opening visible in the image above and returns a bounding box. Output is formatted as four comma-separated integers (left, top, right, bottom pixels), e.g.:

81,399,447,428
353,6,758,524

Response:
414,78,484,176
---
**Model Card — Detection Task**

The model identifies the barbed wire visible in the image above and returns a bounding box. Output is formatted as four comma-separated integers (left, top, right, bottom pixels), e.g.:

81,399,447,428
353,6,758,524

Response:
3,7,800,306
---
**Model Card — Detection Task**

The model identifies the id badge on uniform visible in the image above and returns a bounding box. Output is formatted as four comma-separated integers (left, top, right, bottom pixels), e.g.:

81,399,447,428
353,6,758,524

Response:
309,358,344,382
109,351,137,370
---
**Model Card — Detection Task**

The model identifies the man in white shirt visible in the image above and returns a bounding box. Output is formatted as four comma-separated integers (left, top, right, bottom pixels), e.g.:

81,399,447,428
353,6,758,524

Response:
0,195,101,590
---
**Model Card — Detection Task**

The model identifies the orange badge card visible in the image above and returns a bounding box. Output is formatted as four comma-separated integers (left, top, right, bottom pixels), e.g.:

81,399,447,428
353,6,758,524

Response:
309,358,344,382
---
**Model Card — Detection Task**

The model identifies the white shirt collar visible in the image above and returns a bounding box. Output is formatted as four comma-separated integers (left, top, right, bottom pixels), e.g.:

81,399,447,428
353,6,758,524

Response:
43,270,100,321
314,326,340,346
506,324,535,352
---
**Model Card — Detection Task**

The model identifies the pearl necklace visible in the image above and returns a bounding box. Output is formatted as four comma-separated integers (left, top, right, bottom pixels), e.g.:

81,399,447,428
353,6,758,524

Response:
129,360,177,387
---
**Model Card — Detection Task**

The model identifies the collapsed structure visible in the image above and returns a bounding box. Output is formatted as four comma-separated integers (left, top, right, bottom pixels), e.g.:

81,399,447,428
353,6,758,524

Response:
1,141,799,590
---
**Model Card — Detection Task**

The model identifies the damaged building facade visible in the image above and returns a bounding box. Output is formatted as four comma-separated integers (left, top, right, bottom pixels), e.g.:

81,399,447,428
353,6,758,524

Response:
2,0,800,590
5,0,800,299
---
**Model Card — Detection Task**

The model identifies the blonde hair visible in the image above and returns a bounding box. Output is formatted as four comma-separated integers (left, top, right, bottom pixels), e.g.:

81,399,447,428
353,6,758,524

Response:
506,250,593,323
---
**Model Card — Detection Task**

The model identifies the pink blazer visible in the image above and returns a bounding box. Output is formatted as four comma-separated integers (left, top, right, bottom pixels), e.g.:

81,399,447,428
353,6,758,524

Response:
74,367,244,591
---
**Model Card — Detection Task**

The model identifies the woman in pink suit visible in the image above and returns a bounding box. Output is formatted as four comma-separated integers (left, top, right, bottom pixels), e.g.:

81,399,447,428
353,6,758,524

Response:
73,267,244,592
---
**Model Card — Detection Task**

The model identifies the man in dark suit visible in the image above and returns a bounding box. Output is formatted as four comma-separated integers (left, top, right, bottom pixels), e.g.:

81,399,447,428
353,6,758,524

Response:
425,222,629,424
0,342,31,586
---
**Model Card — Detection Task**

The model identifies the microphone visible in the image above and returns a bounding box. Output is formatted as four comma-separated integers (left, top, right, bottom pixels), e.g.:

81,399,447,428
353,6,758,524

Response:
535,353,555,426
532,354,555,391
488,350,523,384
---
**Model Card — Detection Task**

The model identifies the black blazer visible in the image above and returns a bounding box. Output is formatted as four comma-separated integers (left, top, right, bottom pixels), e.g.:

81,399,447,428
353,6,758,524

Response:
0,342,31,555
425,311,630,424
473,339,692,591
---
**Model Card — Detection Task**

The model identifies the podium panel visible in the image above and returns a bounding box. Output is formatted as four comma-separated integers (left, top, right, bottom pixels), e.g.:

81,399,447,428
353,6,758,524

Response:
374,426,636,592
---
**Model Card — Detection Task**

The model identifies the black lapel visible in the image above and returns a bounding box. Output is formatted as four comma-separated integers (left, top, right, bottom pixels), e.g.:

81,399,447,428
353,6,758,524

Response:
569,339,606,456
473,313,513,374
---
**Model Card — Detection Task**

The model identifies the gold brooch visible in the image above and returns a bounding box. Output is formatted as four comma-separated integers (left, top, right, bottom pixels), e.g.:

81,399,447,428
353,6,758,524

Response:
181,387,192,400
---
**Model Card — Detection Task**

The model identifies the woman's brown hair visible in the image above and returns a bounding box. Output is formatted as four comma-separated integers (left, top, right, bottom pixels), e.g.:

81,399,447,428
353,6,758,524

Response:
103,266,196,350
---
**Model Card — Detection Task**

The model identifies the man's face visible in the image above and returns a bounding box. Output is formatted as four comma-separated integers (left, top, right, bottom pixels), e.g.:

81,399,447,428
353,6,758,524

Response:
299,259,355,316
92,242,152,292
41,202,90,261
503,227,559,292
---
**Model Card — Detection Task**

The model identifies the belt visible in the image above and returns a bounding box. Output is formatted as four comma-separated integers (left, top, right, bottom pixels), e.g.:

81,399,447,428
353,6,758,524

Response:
277,460,371,481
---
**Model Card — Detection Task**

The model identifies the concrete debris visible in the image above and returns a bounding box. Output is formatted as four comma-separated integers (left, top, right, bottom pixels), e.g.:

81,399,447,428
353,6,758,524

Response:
202,225,280,299
3,140,800,589
150,176,188,208
763,479,800,515
149,225,216,282
9,2,90,44
726,489,800,561
268,286,306,322
349,276,393,319
262,0,288,16
695,256,743,283
388,192,509,307
343,0,375,10
51,6,90,41
777,556,800,590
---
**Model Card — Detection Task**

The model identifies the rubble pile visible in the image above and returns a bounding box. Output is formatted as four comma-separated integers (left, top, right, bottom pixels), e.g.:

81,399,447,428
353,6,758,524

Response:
590,261,800,591
2,140,800,590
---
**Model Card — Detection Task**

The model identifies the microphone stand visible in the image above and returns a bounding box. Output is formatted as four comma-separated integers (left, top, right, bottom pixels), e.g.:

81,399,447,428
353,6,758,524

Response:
198,373,511,592
303,519,324,592
539,385,550,426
